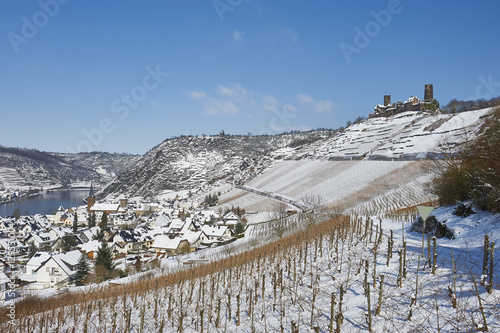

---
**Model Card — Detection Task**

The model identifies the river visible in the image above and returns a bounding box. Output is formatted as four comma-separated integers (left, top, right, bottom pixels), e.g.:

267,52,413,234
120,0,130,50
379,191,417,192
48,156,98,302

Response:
0,190,89,217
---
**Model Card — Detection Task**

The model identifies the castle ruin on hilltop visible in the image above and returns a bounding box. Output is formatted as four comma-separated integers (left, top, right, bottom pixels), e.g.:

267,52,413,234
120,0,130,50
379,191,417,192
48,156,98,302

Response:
369,84,439,118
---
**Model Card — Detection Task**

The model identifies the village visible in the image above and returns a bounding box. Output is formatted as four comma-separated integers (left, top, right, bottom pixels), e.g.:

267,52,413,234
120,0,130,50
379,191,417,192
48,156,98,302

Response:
0,186,245,293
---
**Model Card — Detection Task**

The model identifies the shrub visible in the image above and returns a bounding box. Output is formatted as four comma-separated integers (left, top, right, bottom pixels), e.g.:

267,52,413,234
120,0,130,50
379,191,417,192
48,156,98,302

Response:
431,107,500,212
453,203,475,218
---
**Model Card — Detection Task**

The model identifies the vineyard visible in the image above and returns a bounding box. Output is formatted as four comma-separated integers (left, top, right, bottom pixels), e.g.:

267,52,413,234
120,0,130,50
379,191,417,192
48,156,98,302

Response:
2,206,499,332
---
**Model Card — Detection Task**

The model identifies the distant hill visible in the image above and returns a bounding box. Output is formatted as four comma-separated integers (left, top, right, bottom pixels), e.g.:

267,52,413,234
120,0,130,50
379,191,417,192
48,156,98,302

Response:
100,131,333,199
0,147,139,190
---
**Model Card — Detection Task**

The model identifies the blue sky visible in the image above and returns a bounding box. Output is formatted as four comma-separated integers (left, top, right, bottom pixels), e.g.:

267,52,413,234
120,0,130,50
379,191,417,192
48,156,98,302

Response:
1,0,499,154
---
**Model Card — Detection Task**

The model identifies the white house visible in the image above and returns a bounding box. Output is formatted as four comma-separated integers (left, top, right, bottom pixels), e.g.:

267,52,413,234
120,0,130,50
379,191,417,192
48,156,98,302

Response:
201,225,233,242
217,212,240,228
79,226,102,243
149,215,171,228
26,250,81,289
182,230,207,249
0,272,10,300
0,238,26,256
151,235,190,255
24,232,63,253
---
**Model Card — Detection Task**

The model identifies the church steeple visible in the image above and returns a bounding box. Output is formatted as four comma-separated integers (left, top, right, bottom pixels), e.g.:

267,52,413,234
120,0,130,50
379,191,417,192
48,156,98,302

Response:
86,182,96,212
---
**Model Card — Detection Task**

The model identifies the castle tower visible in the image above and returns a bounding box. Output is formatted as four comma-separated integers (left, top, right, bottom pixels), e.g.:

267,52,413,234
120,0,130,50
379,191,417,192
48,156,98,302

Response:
424,84,433,101
384,95,391,106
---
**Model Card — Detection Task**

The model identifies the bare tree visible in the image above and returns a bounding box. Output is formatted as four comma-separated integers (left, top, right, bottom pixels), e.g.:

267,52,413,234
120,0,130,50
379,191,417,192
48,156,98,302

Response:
300,193,326,228
269,202,289,239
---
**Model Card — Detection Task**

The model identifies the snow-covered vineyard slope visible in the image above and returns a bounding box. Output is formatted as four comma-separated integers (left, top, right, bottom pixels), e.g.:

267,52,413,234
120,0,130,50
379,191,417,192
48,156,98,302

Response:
4,207,499,332
292,108,490,160
219,109,491,214
220,160,435,215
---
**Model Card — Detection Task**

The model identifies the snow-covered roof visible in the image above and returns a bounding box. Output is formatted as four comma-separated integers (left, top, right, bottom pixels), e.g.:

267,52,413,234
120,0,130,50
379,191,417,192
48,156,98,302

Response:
404,96,421,104
182,230,203,244
0,271,9,283
151,235,186,250
90,203,120,212
26,252,51,269
0,238,24,249
50,250,81,275
223,212,240,221
30,232,58,245
151,215,171,228
170,219,185,230
78,240,103,253
201,225,230,238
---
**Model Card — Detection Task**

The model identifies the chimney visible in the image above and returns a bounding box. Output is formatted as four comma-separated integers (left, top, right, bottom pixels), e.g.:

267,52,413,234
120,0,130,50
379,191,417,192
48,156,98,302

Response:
424,84,433,101
384,95,391,106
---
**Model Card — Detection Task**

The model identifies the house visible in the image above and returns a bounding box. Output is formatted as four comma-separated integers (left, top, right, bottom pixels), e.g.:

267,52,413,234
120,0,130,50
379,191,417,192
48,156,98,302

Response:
0,272,10,300
0,238,26,256
78,226,102,243
201,225,233,242
151,235,191,256
217,212,240,229
149,215,171,228
25,232,64,253
28,250,81,289
182,230,207,250
89,203,121,221
135,203,153,216
108,229,144,252
78,241,119,259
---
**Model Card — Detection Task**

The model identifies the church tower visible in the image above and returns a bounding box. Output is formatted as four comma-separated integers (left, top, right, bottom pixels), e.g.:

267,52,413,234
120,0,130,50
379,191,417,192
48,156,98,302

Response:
86,182,96,212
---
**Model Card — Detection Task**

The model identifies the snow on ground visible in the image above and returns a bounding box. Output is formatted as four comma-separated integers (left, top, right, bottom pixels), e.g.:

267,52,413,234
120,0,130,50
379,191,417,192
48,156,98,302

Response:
221,160,433,214
7,206,499,332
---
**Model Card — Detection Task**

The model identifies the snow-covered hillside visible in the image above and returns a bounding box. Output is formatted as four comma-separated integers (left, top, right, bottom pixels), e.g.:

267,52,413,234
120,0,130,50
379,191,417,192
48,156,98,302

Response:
218,108,493,214
0,147,139,190
100,131,333,199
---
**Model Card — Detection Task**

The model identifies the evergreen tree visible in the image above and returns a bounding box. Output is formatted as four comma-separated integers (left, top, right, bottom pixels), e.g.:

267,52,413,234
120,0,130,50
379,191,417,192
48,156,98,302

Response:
72,212,78,233
27,243,38,258
89,212,96,228
95,241,115,272
99,212,108,229
74,253,90,286
234,220,246,236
